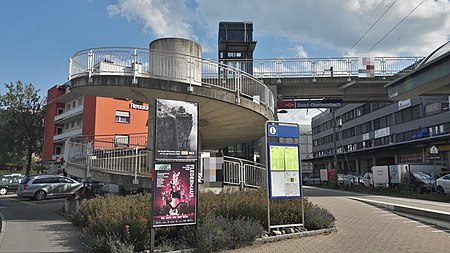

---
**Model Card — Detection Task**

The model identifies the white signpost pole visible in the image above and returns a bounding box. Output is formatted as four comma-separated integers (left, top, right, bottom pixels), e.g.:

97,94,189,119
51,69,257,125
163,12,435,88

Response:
430,146,439,186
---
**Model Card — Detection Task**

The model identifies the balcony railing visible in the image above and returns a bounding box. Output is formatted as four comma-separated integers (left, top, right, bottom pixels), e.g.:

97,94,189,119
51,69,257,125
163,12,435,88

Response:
53,128,82,142
54,106,83,123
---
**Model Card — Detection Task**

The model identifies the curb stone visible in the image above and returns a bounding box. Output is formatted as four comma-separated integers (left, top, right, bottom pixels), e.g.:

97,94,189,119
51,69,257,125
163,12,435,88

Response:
0,212,5,247
159,225,338,253
254,226,338,245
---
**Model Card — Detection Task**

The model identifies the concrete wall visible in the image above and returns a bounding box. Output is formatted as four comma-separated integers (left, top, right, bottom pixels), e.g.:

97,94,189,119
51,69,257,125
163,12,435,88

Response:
150,38,202,86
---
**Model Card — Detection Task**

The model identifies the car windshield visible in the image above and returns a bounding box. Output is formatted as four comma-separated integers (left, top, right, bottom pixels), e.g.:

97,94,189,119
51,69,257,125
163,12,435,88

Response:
413,172,431,180
20,177,33,184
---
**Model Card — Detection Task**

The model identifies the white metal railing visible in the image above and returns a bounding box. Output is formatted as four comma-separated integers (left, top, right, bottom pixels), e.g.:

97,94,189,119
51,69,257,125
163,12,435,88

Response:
223,156,266,188
66,141,89,167
223,160,241,185
68,47,275,113
54,105,83,123
65,138,267,187
90,148,150,175
248,57,423,79
65,140,150,175
53,128,82,142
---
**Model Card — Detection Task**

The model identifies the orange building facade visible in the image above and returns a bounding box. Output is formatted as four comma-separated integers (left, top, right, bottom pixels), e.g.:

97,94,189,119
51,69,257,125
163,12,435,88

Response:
43,85,149,171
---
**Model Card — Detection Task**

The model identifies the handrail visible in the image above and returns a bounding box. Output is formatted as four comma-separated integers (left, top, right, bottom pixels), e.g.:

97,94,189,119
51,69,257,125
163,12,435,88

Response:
65,138,267,188
68,47,275,113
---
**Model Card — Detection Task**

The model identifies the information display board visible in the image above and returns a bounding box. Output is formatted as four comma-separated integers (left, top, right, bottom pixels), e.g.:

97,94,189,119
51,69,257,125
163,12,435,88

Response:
265,121,305,233
268,143,302,199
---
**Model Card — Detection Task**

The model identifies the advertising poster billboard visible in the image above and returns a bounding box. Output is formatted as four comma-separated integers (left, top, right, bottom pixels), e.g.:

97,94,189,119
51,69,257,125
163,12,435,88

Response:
152,162,197,227
155,99,198,161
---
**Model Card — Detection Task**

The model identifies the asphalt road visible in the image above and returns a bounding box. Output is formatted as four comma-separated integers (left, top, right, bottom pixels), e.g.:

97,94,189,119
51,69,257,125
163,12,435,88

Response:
0,194,83,253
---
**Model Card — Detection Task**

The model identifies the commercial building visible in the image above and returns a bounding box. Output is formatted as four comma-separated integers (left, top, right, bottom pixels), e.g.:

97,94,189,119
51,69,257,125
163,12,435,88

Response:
43,85,149,172
308,96,450,175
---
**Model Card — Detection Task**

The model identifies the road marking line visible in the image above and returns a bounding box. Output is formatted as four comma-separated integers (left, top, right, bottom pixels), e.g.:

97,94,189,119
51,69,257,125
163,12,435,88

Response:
431,230,450,233
382,214,396,216
7,197,37,206
373,211,388,213
416,225,429,228
392,217,406,220
403,220,418,223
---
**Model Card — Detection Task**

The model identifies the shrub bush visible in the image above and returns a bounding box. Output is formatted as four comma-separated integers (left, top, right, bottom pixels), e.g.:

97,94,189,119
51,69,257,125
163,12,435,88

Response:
80,231,135,253
178,215,264,253
72,195,151,251
304,201,336,230
73,188,335,252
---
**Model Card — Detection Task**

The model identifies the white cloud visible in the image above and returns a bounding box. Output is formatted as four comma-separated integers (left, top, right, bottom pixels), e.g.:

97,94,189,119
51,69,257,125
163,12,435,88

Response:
196,0,450,56
292,45,308,58
108,0,450,57
107,0,198,39
277,109,322,125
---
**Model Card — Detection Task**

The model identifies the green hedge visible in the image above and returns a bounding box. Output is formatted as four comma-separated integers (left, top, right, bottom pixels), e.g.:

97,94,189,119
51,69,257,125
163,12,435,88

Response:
72,188,335,252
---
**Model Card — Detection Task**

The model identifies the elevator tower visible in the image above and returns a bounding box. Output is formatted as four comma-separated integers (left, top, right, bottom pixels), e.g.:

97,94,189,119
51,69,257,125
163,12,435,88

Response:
218,22,257,75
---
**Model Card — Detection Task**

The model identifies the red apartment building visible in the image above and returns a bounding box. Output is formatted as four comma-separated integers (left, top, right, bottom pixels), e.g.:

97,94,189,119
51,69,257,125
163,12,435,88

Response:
43,85,149,171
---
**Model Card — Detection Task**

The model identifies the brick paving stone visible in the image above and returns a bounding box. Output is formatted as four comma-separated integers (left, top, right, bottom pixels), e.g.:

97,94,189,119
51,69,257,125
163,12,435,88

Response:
221,190,450,253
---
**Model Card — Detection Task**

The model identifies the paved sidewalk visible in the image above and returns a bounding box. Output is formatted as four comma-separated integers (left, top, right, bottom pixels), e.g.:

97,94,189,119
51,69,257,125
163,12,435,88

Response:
222,188,450,253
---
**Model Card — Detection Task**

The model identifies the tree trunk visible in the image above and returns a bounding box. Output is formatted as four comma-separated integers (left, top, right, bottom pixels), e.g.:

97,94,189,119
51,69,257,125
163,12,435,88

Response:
26,148,32,175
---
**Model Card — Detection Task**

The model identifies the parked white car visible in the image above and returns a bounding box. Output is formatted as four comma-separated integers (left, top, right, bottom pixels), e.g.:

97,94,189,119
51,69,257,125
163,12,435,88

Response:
363,173,373,188
436,174,450,194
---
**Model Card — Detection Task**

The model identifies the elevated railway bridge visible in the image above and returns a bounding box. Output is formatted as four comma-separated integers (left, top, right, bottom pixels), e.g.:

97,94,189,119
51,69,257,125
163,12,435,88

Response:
62,38,450,188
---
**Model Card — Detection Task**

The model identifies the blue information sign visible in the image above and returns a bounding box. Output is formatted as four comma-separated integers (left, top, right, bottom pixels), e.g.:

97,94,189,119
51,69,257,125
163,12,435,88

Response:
267,125,299,138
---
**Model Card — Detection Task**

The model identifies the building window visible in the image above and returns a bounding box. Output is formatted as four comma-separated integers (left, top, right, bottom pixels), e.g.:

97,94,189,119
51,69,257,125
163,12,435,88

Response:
115,135,129,147
411,105,421,119
56,127,63,135
55,146,62,155
115,111,130,123
57,108,64,115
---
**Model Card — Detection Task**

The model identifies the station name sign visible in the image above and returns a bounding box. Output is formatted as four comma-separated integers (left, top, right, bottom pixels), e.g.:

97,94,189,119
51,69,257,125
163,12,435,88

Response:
277,99,343,109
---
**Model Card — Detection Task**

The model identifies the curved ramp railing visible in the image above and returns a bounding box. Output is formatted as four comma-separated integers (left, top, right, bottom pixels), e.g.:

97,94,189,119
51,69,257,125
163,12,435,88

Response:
69,47,275,113
65,139,266,188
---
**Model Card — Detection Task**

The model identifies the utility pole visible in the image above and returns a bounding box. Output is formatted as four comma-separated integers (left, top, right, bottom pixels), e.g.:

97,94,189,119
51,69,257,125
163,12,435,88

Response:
332,109,338,187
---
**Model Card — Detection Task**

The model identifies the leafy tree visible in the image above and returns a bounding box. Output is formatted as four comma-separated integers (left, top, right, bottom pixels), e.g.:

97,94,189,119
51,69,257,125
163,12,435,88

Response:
0,81,45,175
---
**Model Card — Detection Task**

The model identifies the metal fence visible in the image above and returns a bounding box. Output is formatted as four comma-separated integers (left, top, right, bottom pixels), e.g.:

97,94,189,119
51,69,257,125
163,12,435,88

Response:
223,156,266,188
66,139,267,188
236,57,423,79
65,140,150,175
68,47,275,113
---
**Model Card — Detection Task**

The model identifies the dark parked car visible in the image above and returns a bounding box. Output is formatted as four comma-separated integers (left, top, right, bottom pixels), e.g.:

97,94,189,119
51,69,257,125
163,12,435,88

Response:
17,175,83,200
410,172,435,193
0,174,25,195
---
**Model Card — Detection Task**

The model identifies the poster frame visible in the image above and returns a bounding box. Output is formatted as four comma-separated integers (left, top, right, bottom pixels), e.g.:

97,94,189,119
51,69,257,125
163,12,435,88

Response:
155,99,199,161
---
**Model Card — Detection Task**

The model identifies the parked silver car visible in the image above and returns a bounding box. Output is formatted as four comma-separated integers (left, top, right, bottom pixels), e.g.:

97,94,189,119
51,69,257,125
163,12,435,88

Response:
17,175,83,200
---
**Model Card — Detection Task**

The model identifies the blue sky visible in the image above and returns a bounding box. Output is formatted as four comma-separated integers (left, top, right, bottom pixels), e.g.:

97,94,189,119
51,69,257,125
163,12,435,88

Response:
1,0,449,112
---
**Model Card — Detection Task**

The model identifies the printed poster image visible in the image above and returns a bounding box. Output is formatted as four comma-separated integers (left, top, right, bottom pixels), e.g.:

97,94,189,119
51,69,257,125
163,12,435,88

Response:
152,163,197,227
156,99,198,160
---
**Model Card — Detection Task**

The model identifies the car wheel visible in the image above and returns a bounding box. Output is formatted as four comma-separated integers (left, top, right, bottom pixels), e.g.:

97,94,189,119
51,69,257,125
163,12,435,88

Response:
34,190,46,200
0,188,7,195
437,186,445,194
